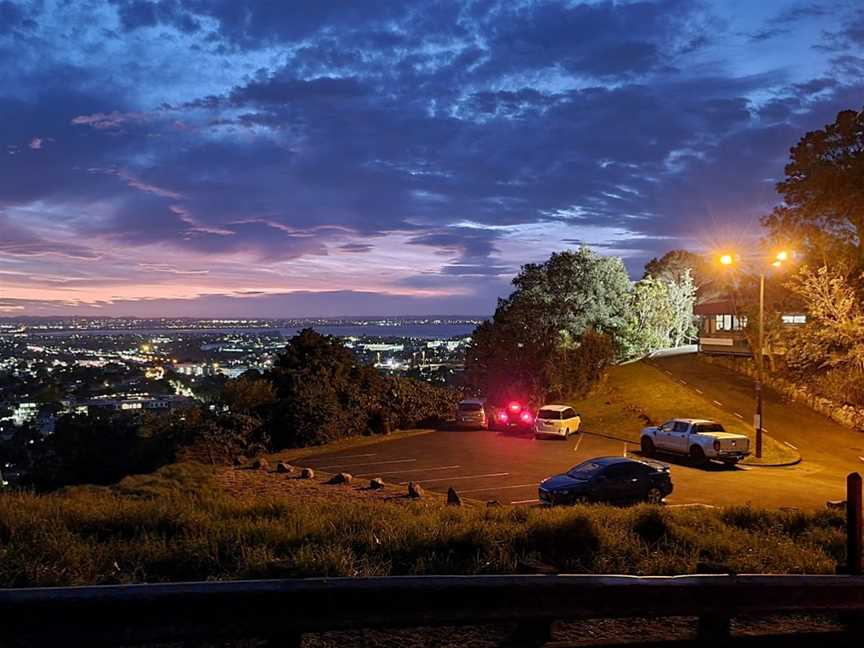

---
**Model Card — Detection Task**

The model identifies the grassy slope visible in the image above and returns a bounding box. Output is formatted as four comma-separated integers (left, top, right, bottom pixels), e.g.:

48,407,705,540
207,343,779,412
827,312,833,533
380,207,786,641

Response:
570,361,799,465
0,462,844,588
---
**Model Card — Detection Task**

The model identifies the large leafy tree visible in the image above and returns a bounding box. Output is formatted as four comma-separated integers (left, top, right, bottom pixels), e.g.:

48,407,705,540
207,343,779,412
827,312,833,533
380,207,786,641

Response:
464,247,627,404
643,249,719,304
763,108,864,269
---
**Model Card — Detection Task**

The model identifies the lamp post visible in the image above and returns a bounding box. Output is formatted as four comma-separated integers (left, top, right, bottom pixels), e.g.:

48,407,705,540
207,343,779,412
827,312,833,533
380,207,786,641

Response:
719,251,791,459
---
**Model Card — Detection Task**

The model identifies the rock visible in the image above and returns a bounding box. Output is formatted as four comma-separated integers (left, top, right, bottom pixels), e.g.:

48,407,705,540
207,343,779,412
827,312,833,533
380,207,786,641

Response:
827,499,846,510
486,500,501,507
276,462,294,474
300,467,315,479
369,477,385,490
233,455,247,466
407,482,424,498
251,457,269,471
447,487,463,506
328,472,353,485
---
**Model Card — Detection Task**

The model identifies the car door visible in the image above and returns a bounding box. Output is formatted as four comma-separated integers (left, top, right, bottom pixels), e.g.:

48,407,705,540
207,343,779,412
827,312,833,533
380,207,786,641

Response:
654,420,676,450
671,421,691,452
563,408,580,432
593,464,634,501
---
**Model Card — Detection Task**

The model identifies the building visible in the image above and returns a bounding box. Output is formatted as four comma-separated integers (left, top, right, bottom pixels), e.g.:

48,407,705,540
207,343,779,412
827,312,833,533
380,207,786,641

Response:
695,300,807,357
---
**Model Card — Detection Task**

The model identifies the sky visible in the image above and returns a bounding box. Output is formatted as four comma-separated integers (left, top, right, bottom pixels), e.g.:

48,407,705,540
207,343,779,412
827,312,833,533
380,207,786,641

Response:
1,0,863,318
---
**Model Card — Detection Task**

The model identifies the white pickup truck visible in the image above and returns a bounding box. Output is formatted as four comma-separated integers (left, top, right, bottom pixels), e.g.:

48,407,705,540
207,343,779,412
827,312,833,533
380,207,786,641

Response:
640,418,750,467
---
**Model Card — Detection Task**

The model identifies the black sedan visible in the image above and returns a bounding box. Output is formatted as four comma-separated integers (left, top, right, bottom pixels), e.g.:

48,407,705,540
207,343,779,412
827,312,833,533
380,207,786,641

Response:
539,456,673,505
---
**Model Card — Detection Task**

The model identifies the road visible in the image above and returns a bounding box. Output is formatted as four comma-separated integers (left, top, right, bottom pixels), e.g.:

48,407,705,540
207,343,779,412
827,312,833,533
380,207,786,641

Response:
295,353,864,509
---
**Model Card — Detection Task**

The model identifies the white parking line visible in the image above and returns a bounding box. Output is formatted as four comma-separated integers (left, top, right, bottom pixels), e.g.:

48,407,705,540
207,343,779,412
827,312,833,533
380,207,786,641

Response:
511,498,539,505
712,400,723,407
664,370,673,376
784,441,798,450
695,388,703,394
403,472,508,485
460,483,536,494
737,465,751,471
304,452,377,461
678,379,687,385
733,412,744,419
859,457,864,463
573,435,583,452
623,442,628,457
356,465,459,477
316,458,416,470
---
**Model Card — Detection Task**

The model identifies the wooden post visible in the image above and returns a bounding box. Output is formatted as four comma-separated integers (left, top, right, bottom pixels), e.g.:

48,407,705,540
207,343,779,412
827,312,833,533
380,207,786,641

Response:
848,473,863,576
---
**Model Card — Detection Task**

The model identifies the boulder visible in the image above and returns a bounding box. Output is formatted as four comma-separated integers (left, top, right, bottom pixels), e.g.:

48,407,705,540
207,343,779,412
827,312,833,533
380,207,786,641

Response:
447,487,463,506
328,472,353,485
407,482,424,499
233,455,247,467
486,500,501,507
276,462,294,474
300,467,315,479
369,477,385,490
827,500,846,510
251,457,269,471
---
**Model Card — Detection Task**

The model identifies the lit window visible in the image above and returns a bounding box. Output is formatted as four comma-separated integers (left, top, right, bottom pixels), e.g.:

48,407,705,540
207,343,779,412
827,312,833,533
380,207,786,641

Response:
782,314,806,325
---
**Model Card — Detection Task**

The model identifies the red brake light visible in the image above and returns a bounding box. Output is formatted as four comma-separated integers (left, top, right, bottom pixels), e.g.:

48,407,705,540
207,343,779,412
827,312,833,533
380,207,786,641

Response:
520,411,533,424
508,402,521,413
497,411,509,422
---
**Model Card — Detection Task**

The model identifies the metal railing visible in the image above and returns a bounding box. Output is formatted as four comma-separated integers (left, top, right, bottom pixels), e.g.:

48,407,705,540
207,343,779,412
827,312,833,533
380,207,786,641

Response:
2,573,864,647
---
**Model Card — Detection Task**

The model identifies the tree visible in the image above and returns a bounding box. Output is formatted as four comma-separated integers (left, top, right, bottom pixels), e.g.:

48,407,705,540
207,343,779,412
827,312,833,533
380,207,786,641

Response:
783,265,864,373
222,376,276,414
464,247,630,403
643,250,717,304
763,108,864,269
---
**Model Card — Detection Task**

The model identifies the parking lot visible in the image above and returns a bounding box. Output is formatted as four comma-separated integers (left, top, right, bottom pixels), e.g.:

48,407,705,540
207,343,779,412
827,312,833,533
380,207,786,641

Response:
295,426,849,509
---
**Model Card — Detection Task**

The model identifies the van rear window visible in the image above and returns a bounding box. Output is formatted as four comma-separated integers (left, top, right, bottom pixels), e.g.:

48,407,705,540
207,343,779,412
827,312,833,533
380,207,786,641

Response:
537,408,562,420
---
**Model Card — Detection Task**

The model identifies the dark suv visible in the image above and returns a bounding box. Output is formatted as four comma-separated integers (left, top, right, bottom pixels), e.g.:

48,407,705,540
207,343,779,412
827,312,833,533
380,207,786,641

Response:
539,456,673,505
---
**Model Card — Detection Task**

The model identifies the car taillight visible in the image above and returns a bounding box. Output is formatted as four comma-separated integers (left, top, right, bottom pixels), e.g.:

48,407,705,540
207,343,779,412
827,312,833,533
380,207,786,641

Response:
520,411,533,424
508,402,521,413
498,411,509,423
713,440,721,451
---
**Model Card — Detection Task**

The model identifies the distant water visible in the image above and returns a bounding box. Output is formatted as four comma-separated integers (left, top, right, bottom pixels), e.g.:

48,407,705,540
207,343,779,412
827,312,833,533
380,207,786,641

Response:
23,323,479,339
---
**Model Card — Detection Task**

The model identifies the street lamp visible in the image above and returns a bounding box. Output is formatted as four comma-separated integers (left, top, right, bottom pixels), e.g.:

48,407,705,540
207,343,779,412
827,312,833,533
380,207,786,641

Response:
718,250,793,458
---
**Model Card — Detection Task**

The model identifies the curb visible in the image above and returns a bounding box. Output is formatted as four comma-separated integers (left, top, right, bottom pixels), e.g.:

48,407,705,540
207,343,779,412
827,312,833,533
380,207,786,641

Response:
741,454,802,468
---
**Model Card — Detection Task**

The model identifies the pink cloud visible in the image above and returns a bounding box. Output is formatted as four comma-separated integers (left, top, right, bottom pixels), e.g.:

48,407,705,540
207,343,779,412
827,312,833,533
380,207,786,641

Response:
70,111,150,129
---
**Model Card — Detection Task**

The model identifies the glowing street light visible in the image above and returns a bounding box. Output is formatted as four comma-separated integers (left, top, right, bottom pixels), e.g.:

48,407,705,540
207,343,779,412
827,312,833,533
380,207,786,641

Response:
717,249,795,458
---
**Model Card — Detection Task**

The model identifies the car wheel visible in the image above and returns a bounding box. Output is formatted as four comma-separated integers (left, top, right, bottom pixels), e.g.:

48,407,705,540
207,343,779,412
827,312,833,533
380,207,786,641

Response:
640,437,655,457
690,445,707,467
646,487,664,504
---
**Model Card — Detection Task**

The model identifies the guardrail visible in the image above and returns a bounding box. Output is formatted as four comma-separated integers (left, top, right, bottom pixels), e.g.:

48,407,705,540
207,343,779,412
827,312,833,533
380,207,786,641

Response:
1,474,862,647
2,573,864,647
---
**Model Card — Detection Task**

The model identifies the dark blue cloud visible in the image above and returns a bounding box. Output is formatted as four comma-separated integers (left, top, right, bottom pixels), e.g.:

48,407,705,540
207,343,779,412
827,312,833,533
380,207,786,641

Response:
2,0,864,315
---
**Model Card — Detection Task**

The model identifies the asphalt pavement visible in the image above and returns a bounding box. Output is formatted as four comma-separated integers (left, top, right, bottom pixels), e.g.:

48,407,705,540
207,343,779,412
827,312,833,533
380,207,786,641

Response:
296,354,864,509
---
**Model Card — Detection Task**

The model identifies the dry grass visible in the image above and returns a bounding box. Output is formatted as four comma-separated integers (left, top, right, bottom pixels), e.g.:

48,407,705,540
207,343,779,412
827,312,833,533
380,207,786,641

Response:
0,461,845,588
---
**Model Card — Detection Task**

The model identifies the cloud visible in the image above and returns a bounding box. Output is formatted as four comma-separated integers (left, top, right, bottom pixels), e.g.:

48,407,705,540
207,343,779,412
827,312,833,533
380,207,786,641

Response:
2,0,863,315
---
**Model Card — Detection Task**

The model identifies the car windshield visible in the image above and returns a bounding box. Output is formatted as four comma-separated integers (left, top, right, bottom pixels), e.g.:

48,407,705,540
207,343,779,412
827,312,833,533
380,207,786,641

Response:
697,423,725,432
567,461,604,476
458,403,482,412
537,408,562,420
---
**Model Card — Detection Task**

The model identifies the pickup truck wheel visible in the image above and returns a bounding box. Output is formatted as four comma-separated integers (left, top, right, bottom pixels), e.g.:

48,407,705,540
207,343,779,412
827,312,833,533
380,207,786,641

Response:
690,445,707,466
640,437,655,457
646,487,663,504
